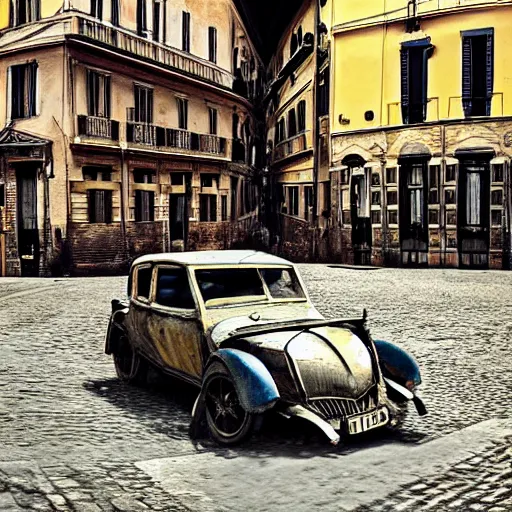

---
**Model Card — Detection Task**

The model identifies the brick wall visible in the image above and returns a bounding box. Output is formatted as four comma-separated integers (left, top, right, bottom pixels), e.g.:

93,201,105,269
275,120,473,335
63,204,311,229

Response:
278,214,313,262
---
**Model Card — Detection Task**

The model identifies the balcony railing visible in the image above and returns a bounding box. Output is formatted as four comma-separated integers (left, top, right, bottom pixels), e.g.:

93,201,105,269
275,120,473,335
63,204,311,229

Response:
77,115,119,141
125,121,227,156
77,17,232,88
273,132,308,161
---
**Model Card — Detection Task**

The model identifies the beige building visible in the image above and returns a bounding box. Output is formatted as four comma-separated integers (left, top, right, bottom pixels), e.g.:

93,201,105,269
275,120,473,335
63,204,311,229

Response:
0,0,263,276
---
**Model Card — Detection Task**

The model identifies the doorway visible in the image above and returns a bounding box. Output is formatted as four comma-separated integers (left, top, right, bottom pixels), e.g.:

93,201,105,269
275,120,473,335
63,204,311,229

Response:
16,167,40,276
399,160,429,266
169,194,188,251
458,158,491,269
350,167,372,265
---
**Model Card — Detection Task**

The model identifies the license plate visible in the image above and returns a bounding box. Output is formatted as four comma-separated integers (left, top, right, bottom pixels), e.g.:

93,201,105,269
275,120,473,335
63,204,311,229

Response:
347,407,389,434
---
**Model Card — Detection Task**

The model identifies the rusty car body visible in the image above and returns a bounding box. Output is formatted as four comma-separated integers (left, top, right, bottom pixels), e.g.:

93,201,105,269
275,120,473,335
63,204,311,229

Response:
105,250,426,445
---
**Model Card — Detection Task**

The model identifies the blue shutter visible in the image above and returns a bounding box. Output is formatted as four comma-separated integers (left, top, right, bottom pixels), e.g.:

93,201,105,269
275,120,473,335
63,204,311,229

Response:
400,48,409,124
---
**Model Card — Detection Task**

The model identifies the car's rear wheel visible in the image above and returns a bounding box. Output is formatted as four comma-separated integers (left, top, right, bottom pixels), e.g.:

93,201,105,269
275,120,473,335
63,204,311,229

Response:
203,362,259,445
113,332,148,385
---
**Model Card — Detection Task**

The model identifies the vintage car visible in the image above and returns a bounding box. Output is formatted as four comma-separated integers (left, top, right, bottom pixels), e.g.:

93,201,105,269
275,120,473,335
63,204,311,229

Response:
105,251,426,445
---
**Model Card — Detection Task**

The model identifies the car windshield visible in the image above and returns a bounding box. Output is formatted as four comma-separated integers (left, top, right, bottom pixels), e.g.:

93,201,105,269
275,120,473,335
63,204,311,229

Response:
194,267,305,307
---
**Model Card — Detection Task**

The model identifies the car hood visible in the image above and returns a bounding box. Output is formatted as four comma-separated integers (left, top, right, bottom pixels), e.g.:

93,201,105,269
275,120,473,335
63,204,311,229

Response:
212,315,375,400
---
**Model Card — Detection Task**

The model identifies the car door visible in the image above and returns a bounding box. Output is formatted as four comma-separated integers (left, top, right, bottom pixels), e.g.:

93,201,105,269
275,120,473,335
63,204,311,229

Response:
147,264,203,382
126,263,165,366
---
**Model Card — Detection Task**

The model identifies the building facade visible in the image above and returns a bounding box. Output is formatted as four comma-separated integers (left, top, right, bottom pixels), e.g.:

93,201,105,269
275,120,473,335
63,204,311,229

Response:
0,0,263,276
328,0,512,270
266,0,512,270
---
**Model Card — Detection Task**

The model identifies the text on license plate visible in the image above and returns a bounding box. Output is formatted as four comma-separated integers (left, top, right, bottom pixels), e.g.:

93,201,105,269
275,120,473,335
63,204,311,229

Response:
347,407,389,434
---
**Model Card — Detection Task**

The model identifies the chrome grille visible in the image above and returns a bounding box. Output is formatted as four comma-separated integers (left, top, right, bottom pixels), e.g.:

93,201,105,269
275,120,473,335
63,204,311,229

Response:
309,391,377,420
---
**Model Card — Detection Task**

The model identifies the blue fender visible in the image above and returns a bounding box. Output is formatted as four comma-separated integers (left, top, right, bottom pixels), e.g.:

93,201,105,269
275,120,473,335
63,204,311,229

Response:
374,340,422,387
210,349,280,413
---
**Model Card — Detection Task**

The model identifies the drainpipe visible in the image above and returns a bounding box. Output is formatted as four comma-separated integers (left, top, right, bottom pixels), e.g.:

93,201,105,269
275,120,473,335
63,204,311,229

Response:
441,124,447,267
312,0,321,261
120,146,129,263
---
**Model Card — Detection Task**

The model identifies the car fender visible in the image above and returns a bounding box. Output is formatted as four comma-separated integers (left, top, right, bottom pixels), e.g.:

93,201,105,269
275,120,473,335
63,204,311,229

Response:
374,339,422,387
208,349,280,413
105,308,129,355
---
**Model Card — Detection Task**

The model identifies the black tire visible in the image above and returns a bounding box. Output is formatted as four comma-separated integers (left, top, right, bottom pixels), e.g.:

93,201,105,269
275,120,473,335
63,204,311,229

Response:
113,332,148,385
203,362,259,445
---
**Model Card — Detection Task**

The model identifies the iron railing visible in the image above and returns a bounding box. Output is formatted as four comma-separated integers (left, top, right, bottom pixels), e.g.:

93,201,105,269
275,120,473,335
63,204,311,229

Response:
77,115,119,141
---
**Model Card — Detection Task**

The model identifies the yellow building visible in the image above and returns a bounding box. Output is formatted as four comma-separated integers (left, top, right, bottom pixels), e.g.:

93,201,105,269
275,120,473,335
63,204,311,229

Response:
329,0,512,269
0,0,263,276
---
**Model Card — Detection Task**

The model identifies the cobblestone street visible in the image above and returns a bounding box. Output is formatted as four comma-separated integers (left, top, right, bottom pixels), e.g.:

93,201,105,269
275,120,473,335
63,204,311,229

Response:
0,266,511,511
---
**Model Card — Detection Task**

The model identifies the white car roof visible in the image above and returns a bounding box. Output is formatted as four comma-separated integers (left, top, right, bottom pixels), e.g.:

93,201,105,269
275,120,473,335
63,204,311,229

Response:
131,250,294,268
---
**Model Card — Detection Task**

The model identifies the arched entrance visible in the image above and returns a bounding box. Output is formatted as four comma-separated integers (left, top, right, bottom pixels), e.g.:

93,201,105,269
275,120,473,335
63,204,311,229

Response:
342,155,372,265
398,143,431,266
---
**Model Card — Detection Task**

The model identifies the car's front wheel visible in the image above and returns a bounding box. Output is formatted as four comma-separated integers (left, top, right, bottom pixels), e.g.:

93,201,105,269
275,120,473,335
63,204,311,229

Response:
203,362,259,445
113,332,148,385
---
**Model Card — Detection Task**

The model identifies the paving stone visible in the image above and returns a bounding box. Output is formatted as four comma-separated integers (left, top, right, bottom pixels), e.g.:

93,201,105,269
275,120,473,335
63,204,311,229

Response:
111,496,149,511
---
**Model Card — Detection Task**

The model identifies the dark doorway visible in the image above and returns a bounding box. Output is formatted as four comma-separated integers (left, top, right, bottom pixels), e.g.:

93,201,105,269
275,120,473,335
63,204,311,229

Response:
345,156,372,265
169,194,188,251
16,167,40,276
399,160,429,266
458,157,491,269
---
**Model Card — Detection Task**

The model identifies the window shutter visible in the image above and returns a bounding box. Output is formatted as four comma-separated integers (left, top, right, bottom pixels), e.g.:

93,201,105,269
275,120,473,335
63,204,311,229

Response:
149,191,155,221
400,48,409,125
135,190,142,222
88,190,96,223
104,75,111,118
210,195,217,222
462,36,472,117
422,48,429,121
485,32,494,116
105,191,113,224
182,12,190,52
147,88,153,124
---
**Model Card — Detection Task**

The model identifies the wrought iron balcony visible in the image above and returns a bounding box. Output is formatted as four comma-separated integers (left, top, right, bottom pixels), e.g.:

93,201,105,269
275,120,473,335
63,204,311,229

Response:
77,17,232,89
273,132,308,162
77,115,119,141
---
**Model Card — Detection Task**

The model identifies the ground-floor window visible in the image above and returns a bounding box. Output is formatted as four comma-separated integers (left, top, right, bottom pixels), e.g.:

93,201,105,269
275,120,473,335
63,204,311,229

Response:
88,190,112,223
304,186,313,221
221,195,228,221
135,190,155,222
287,186,299,217
200,194,217,222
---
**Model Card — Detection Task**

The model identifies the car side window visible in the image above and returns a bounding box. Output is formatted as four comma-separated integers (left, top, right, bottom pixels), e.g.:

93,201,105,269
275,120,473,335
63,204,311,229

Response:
136,266,152,301
155,267,195,310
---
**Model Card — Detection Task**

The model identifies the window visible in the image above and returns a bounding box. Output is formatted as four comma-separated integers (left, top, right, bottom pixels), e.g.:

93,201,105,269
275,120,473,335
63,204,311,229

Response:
155,267,195,309
111,0,120,26
400,39,432,124
0,184,4,207
11,0,40,26
372,172,380,186
446,210,457,225
491,190,503,205
91,0,103,19
446,165,457,182
200,195,217,222
153,0,162,42
462,29,494,117
288,186,299,216
318,70,329,117
221,196,228,221
87,70,111,118
261,268,305,300
429,165,440,203
429,209,439,225
137,0,147,36
492,165,504,183
182,12,191,52
10,62,38,119
491,210,502,226
275,118,286,144
208,27,217,63
371,211,381,224
297,100,306,132
134,169,155,184
372,191,381,205
208,108,218,135
342,210,351,224
83,166,112,181
388,210,398,225
466,171,482,225
177,98,188,130
231,177,238,219
322,182,331,216
288,109,297,138
304,186,313,221
135,190,155,222
201,174,217,188
386,167,397,184
134,85,153,123
341,169,350,185
445,189,456,205
88,190,112,223
136,266,152,300
387,191,398,205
